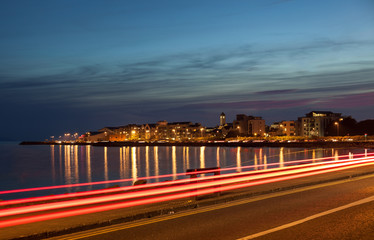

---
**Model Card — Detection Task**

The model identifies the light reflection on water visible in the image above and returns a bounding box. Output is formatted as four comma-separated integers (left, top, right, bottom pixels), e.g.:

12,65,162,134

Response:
236,147,241,172
0,142,369,199
279,147,284,168
172,146,177,180
200,146,205,169
50,145,55,183
86,146,92,184
131,147,137,183
49,146,366,186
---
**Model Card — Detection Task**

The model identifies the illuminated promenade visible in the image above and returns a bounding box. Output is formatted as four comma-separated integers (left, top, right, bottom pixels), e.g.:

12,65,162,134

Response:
1,152,374,239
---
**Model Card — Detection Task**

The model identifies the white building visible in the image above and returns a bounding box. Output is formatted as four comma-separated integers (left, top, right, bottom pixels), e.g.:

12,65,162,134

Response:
298,111,342,137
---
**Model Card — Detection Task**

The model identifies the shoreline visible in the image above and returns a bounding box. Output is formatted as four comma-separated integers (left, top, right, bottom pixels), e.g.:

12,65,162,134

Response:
19,141,374,149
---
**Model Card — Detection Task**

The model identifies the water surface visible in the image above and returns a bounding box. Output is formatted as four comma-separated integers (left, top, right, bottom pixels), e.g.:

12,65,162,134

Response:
0,142,367,199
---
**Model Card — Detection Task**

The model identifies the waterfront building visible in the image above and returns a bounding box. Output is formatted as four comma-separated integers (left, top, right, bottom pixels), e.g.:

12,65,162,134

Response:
95,124,154,141
298,111,342,137
156,121,203,141
217,124,234,138
233,114,265,137
82,131,108,142
269,121,297,136
88,121,204,142
205,113,233,139
220,112,226,126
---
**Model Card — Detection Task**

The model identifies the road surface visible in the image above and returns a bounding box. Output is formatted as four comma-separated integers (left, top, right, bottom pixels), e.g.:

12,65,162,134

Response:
47,173,374,240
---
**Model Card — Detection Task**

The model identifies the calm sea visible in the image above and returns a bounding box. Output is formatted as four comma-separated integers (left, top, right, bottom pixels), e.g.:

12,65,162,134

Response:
0,141,368,200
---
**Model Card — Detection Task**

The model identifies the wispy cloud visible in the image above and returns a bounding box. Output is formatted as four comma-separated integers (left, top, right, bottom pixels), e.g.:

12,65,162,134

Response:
162,90,374,124
319,91,374,109
185,98,316,111
1,40,374,112
255,89,298,95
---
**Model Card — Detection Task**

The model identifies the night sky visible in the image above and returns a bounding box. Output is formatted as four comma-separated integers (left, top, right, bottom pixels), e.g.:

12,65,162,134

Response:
1,0,374,141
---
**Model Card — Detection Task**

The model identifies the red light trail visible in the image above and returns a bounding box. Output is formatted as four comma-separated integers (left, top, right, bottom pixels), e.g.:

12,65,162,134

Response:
1,155,373,218
0,153,371,207
0,152,373,228
0,152,370,196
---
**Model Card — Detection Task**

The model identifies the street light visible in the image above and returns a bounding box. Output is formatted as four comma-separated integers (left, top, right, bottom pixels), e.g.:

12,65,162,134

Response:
334,122,339,136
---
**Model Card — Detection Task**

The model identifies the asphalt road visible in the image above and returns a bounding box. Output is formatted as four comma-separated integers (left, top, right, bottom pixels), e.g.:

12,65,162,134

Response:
47,173,374,240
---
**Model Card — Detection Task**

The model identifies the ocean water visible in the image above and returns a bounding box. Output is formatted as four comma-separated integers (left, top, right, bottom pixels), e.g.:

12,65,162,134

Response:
0,142,368,200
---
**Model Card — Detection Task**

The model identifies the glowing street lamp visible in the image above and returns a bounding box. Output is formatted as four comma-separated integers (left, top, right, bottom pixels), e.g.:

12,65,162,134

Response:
235,126,240,137
334,122,339,136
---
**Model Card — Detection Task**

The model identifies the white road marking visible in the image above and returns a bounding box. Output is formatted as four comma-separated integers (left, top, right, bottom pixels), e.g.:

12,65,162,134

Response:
237,195,374,239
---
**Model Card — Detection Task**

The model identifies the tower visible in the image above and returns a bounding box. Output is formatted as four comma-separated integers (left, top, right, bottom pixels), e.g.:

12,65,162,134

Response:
220,112,226,126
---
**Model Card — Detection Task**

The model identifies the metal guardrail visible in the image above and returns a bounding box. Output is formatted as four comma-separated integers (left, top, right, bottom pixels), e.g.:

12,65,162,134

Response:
186,167,221,198
186,167,221,178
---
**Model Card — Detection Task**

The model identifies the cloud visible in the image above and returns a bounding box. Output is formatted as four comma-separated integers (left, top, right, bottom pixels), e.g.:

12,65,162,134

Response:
0,65,101,90
319,91,374,109
255,89,298,95
171,91,374,119
0,78,76,89
183,98,315,111
1,40,374,114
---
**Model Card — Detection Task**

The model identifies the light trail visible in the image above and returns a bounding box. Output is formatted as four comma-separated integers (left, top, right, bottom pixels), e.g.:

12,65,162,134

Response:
1,152,371,196
1,156,374,218
1,154,371,207
1,154,373,207
1,155,374,228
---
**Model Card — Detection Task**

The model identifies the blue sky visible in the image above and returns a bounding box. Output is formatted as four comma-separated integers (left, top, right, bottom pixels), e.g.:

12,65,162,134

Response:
0,0,374,140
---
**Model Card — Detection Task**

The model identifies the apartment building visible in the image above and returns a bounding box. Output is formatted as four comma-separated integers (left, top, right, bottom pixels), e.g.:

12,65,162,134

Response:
233,114,265,137
298,111,342,137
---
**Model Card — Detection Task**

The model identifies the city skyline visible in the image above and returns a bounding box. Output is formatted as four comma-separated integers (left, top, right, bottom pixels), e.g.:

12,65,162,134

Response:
1,0,374,140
